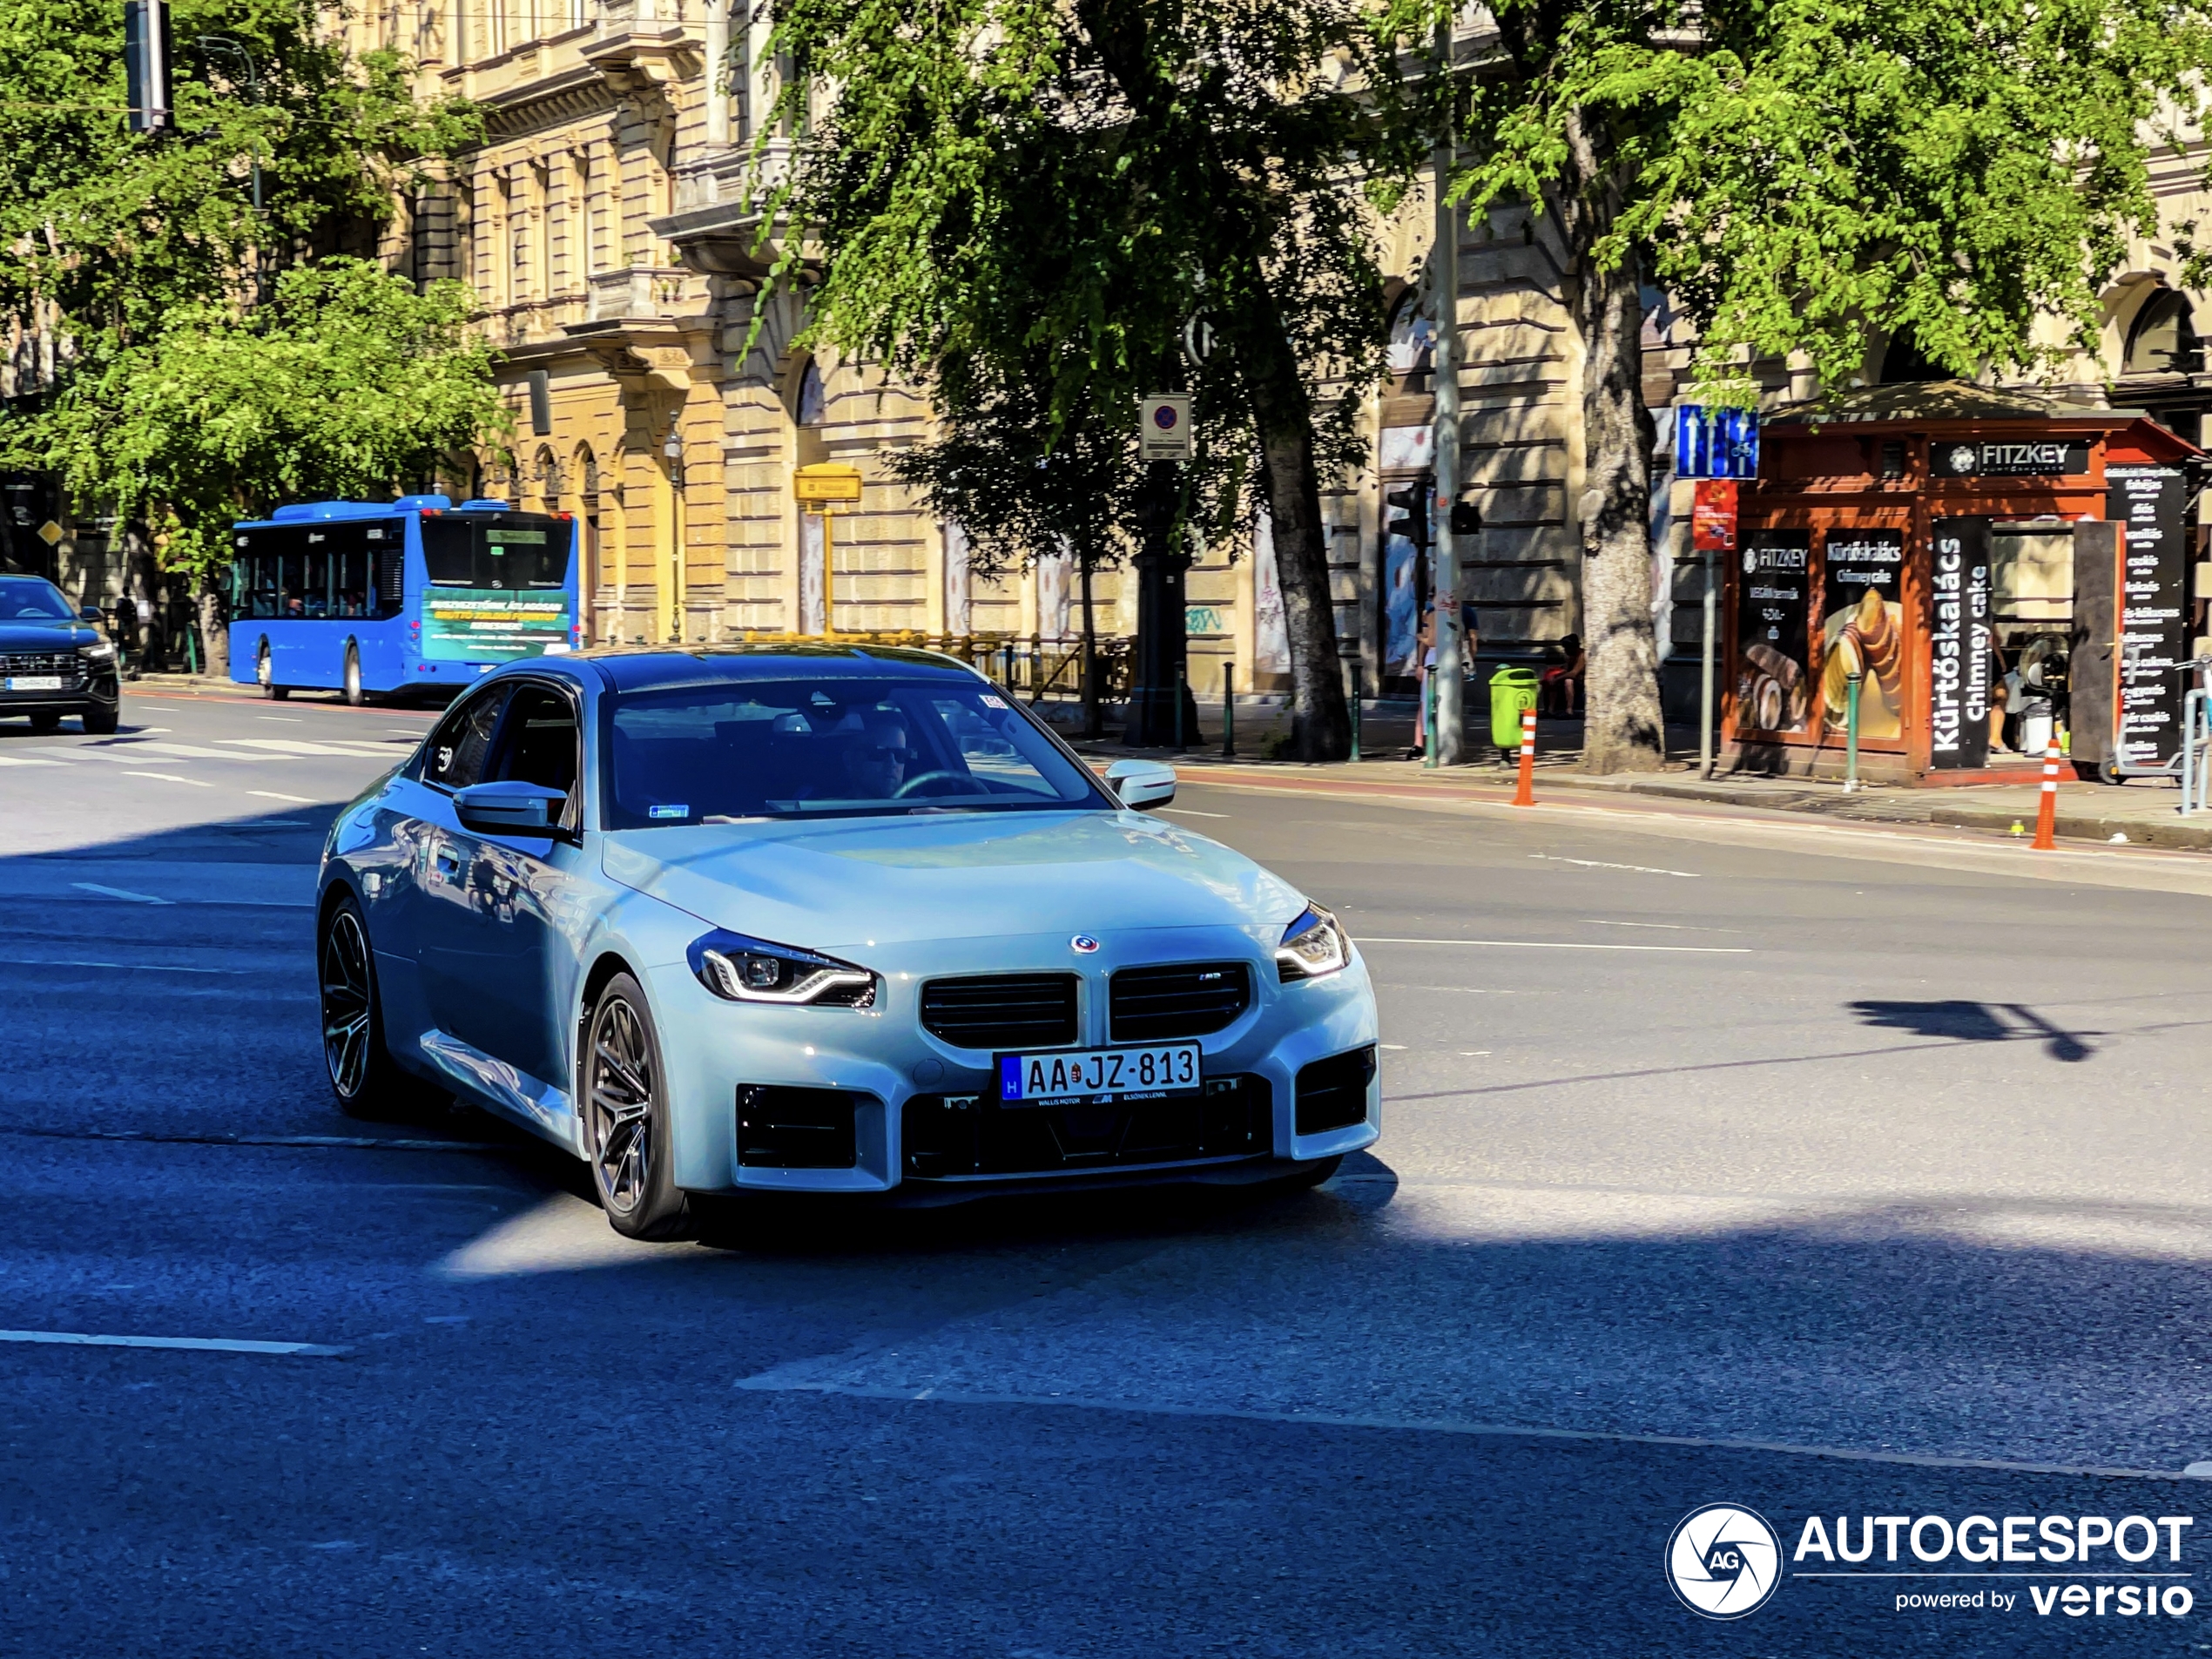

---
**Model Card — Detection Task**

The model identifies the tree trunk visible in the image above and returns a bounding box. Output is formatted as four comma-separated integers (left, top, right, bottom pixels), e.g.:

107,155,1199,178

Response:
1556,109,1664,772
1235,298,1351,762
199,584,229,680
1079,546,1101,739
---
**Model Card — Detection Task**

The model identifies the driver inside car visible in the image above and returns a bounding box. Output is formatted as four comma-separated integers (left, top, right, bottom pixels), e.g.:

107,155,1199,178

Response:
843,708,914,799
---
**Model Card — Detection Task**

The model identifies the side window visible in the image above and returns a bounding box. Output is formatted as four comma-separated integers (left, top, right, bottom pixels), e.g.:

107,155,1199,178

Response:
422,687,511,791
489,684,580,797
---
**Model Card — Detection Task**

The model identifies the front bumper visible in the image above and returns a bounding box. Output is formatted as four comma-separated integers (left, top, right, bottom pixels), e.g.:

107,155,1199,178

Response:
0,662,119,717
643,926,1381,1197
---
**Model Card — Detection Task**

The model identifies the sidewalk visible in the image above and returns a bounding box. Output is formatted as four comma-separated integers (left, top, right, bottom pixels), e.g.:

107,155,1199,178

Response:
1074,703,2212,853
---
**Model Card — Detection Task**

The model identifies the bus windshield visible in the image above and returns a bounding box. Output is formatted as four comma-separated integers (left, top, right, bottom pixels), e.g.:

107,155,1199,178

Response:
421,515,571,591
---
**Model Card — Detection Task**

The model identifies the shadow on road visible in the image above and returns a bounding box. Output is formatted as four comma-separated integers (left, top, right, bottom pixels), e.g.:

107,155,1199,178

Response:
1850,997,2095,1061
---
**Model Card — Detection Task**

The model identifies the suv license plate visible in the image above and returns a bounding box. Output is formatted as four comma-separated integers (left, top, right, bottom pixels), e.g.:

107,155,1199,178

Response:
998,1042,1202,1107
4,676,64,691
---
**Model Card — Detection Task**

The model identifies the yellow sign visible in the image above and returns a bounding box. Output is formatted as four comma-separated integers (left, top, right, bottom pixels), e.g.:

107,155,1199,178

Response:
794,463,864,506
37,520,62,546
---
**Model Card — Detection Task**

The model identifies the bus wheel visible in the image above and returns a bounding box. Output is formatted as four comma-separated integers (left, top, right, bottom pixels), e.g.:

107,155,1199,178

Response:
257,642,287,701
342,644,365,706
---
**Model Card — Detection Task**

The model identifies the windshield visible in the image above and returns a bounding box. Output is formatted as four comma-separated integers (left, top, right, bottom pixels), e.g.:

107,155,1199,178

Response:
0,577,74,620
421,514,571,591
605,676,1111,826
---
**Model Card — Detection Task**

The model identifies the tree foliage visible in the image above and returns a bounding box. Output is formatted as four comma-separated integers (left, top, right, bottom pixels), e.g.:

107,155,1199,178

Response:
21,258,507,580
0,0,478,347
1393,0,2212,769
750,0,1431,758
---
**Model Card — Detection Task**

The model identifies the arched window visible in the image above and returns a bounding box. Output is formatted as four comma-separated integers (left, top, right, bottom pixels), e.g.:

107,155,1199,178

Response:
2125,288,2199,374
576,444,599,505
1386,292,1435,378
795,356,826,427
1879,327,1946,383
535,444,561,506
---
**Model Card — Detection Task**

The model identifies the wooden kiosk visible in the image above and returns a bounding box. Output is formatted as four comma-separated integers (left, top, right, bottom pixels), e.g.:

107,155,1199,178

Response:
1727,381,2202,784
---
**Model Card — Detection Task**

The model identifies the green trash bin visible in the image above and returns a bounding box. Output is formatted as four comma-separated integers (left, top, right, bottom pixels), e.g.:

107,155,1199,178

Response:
1489,665,1540,754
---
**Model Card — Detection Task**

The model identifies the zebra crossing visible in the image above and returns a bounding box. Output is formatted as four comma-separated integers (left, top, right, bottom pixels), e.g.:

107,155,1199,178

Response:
0,731,415,766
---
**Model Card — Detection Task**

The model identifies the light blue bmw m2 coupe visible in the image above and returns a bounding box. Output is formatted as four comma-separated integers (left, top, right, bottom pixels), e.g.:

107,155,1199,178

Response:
316,646,1379,1237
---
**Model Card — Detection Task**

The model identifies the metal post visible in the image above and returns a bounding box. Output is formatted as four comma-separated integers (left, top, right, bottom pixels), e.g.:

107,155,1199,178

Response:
1844,671,1862,792
1429,25,1465,765
1423,669,1438,768
1222,663,1235,758
1349,661,1362,762
1699,542,1717,777
1174,666,1185,750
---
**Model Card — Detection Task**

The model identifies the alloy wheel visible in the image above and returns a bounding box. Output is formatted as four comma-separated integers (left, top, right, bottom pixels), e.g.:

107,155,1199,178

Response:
320,910,374,1098
588,995,656,1215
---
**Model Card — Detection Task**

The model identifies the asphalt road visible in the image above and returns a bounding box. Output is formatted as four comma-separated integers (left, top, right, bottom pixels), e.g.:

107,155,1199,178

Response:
8,686,2212,1654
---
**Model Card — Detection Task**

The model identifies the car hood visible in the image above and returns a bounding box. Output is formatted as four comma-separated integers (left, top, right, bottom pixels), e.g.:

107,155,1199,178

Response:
601,809,1305,949
0,618,97,653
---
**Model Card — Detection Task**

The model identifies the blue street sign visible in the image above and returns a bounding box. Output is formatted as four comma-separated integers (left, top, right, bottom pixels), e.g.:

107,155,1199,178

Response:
1676,406,1760,479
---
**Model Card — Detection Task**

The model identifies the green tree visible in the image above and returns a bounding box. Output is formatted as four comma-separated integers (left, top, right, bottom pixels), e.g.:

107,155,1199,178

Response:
748,0,1427,759
1415,0,2212,772
0,0,477,342
889,348,1251,738
18,258,507,675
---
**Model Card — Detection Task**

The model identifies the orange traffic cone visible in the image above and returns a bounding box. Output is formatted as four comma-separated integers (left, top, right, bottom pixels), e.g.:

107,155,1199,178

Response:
2030,740,2060,850
1512,708,1536,807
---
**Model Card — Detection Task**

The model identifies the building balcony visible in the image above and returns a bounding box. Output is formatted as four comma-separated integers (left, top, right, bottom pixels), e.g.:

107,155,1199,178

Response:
653,140,798,281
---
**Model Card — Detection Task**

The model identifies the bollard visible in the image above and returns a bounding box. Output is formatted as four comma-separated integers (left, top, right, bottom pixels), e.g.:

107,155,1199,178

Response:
1423,671,1438,769
1223,663,1236,759
2031,739,2060,850
1174,667,1185,751
1350,662,1362,763
1844,671,1862,792
1512,707,1536,806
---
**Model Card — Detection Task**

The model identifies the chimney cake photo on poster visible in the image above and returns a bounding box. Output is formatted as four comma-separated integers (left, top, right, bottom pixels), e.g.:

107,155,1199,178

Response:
1737,530,1811,732
1819,529,1905,739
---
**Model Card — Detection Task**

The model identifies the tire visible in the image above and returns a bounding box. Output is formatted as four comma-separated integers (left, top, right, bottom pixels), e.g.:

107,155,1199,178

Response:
318,894,439,1121
28,711,60,733
257,642,287,701
79,702,118,735
342,644,365,706
582,974,695,1241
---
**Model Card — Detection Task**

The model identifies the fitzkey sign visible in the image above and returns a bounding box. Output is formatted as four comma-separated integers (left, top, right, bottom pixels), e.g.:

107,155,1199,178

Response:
1140,395,1192,462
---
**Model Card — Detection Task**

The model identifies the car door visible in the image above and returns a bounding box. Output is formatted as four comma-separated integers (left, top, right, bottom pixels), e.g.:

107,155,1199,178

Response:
410,682,515,1050
455,679,589,1091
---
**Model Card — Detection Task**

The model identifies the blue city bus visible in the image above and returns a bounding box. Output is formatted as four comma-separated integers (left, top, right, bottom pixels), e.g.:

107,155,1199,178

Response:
226,495,582,703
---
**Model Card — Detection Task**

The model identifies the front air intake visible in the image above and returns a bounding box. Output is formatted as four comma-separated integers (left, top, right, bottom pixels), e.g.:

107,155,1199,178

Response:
736,1085,860,1169
1294,1046,1374,1136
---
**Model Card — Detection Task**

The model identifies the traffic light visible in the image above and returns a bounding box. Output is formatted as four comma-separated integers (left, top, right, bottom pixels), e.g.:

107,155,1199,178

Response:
1386,477,1430,548
125,0,172,133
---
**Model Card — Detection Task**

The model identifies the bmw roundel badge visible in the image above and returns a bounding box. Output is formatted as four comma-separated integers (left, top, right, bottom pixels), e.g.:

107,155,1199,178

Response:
1069,934,1101,954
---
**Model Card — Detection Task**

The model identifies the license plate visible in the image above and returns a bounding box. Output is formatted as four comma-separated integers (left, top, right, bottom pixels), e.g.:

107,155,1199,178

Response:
3,676,63,691
998,1042,1202,1107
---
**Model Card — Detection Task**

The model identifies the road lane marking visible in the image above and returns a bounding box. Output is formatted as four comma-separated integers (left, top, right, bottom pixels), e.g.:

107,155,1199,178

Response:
0,1328,345,1358
250,790,315,804
70,882,172,905
0,1125,506,1152
257,716,302,722
0,958,246,974
1531,853,1700,877
1356,936,1751,954
1157,807,1229,818
728,1377,2190,1481
122,771,212,786
0,756,62,765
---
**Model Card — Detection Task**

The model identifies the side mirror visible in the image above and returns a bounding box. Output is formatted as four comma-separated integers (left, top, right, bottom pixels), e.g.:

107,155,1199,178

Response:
1105,758,1177,811
455,780,569,838
78,605,103,624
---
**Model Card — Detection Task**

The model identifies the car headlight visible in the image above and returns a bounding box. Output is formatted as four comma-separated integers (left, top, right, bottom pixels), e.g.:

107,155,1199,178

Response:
79,641,115,664
688,929,876,1008
1276,903,1349,981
